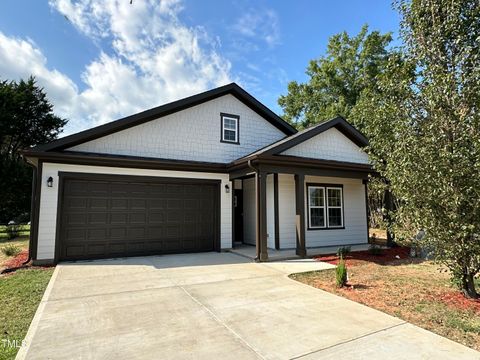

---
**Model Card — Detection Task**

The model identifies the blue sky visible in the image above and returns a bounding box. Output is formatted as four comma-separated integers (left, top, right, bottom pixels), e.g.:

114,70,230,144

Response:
0,0,400,135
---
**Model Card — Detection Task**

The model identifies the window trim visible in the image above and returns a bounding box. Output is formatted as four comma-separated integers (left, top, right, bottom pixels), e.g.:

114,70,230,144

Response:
307,186,326,229
307,183,345,230
220,113,240,144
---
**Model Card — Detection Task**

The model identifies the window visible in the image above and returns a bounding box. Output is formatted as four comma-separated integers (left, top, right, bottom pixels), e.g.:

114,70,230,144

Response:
221,113,239,144
308,184,344,229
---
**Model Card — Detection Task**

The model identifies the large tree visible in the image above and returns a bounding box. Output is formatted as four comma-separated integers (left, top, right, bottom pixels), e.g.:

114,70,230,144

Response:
0,77,67,223
278,24,393,129
358,0,480,298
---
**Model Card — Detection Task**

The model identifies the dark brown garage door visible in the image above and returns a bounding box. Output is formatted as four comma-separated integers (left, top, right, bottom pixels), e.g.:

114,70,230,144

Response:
57,173,220,261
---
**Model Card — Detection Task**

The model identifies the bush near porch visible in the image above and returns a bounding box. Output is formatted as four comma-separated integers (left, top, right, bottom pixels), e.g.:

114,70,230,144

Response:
290,248,480,352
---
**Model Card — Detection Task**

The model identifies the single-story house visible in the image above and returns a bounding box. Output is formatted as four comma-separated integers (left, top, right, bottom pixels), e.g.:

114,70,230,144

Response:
21,83,373,264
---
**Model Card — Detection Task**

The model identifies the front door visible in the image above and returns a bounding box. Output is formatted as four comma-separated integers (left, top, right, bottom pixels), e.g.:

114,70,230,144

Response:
234,189,243,245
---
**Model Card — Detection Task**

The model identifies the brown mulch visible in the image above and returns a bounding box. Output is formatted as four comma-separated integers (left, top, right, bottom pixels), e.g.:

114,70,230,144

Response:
314,246,411,266
438,291,480,314
1,250,53,275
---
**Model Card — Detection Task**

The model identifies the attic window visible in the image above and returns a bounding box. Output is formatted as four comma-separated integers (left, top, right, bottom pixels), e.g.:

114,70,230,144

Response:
221,113,239,144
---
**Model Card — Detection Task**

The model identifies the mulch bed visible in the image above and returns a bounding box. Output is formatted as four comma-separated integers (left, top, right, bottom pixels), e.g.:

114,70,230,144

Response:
438,291,480,314
1,250,53,275
314,246,411,266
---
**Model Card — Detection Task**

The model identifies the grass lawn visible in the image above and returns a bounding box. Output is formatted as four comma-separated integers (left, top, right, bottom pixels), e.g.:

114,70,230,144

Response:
0,268,54,360
0,225,30,239
290,252,480,351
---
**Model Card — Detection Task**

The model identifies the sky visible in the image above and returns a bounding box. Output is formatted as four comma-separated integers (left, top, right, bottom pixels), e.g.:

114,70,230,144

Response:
0,0,400,136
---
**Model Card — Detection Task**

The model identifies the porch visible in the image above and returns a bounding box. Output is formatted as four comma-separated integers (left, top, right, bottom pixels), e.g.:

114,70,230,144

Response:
229,243,373,261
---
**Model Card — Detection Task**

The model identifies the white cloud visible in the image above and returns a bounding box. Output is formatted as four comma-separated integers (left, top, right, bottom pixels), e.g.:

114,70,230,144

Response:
0,33,79,120
233,9,281,48
0,0,233,135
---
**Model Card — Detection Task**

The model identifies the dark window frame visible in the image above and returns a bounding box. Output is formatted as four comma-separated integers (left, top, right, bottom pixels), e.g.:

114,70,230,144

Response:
306,183,345,230
220,113,240,144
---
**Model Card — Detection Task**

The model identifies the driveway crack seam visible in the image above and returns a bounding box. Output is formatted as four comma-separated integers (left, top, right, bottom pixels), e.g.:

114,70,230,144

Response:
290,322,408,359
178,285,266,360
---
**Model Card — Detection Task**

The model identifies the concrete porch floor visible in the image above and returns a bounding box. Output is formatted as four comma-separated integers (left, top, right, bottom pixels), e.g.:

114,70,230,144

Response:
228,243,373,261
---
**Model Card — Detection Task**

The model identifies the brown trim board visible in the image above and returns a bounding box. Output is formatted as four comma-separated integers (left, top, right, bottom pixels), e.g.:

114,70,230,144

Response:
274,173,280,250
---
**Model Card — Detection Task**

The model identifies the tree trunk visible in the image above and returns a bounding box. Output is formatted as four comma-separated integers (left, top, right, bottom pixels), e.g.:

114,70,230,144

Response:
461,273,479,299
384,188,396,247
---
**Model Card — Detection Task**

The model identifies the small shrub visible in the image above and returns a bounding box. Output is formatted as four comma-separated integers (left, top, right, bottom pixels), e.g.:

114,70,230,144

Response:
1,244,22,257
336,257,348,287
6,224,20,240
337,246,351,257
368,244,383,256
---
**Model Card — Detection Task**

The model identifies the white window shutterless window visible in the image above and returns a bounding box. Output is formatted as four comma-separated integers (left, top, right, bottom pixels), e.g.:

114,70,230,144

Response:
221,113,239,144
308,185,344,229
308,186,326,228
326,187,343,227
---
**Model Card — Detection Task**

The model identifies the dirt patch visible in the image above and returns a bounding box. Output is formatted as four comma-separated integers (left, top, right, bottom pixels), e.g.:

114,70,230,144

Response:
291,258,480,351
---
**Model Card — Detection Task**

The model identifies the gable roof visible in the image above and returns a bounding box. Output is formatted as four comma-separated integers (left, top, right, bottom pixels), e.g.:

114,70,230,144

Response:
31,83,297,152
232,116,368,164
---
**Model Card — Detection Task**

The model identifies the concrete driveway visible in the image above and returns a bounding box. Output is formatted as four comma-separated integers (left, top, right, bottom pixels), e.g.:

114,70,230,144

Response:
18,252,479,360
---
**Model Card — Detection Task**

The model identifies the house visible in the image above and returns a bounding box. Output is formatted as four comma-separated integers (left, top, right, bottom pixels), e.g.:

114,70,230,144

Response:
21,83,372,264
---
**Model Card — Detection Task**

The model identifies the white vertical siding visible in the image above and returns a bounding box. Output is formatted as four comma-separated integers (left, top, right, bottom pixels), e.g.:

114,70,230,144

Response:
304,176,368,247
36,163,233,260
277,174,297,249
242,177,256,246
280,127,369,164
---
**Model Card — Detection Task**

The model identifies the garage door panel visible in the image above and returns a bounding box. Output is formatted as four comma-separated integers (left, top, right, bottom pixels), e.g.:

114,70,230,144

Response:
89,213,108,225
129,213,147,224
110,213,128,224
111,199,128,210
110,227,127,239
66,197,87,210
66,213,87,226
87,244,106,255
148,212,165,224
89,198,108,210
59,176,218,261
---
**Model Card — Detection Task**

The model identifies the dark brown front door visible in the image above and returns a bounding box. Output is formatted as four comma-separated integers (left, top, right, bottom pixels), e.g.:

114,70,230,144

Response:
234,189,243,243
57,173,220,261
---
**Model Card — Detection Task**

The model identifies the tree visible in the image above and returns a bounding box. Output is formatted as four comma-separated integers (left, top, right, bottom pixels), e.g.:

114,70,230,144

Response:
0,77,67,223
358,0,480,298
278,25,400,241
278,24,393,130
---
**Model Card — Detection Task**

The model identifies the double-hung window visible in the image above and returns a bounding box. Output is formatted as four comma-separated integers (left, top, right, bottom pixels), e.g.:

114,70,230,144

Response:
307,184,344,229
221,113,239,144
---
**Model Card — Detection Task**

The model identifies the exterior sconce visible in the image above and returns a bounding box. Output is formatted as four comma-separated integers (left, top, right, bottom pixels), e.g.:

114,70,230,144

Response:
225,184,230,193
47,176,53,188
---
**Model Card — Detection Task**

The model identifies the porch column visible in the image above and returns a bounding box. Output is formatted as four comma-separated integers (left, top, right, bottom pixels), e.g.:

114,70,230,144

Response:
255,170,268,261
295,173,306,257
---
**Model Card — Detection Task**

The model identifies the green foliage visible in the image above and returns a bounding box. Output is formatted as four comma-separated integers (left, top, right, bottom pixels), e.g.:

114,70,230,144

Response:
336,246,351,257
336,257,348,287
358,0,480,298
0,77,67,223
278,24,393,130
368,244,383,256
1,244,21,257
5,225,19,240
